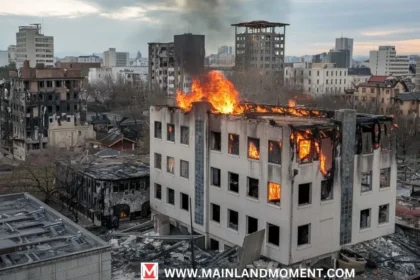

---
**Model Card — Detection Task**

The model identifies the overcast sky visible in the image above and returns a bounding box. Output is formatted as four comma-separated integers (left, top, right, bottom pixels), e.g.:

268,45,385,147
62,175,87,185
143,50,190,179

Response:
1,0,420,58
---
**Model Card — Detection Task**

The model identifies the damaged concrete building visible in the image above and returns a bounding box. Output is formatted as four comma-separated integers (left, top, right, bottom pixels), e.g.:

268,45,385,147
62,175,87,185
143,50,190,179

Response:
6,61,87,160
55,152,150,228
149,101,396,266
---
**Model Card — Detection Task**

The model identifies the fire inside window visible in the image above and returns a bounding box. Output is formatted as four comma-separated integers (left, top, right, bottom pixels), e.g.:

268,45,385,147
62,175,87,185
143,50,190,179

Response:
294,130,312,163
228,134,239,155
167,124,175,142
268,140,282,165
267,182,280,205
248,137,260,160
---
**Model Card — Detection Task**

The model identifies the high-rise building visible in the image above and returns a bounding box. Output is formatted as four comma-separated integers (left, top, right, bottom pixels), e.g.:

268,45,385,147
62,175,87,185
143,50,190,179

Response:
369,46,409,77
232,21,288,77
218,45,233,55
15,24,54,69
103,48,129,67
0,51,8,67
335,37,353,67
329,49,351,68
7,45,16,64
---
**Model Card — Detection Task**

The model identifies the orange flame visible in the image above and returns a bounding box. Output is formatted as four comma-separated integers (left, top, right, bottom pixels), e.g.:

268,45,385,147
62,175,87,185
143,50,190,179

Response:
315,141,328,176
228,134,237,154
248,140,260,159
288,100,296,107
168,125,173,133
268,182,281,202
120,211,127,218
295,131,311,161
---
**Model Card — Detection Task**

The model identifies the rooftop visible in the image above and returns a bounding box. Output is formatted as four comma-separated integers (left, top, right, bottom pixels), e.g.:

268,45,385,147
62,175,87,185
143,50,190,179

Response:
395,92,420,101
368,76,389,83
231,20,289,28
0,193,108,271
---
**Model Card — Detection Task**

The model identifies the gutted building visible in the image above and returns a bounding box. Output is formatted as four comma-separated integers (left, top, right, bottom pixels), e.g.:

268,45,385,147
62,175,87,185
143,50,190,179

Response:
0,193,110,280
150,102,396,265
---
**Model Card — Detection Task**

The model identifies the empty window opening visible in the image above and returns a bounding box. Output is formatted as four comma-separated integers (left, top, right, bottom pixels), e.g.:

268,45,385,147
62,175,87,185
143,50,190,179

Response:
247,177,259,199
378,204,389,224
380,168,391,188
155,184,162,199
361,172,372,192
268,140,282,164
211,203,220,223
247,216,258,234
321,180,333,201
211,167,221,187
181,126,189,145
180,193,189,211
295,131,312,163
360,208,371,229
228,134,239,155
154,121,162,139
167,124,175,142
154,153,162,169
228,172,239,193
268,182,281,205
380,123,391,151
210,238,219,251
267,223,280,246
298,224,311,246
248,137,260,160
228,209,239,230
167,188,175,205
167,157,175,174
180,160,189,178
211,131,221,151
298,183,312,205
361,129,373,154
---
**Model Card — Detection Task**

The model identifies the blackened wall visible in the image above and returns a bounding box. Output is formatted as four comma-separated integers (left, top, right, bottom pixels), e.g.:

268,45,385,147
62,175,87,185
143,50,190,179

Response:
174,34,205,75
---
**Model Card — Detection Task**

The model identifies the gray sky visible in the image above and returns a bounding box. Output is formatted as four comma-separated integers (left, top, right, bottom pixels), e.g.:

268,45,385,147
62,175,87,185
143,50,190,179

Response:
1,0,420,58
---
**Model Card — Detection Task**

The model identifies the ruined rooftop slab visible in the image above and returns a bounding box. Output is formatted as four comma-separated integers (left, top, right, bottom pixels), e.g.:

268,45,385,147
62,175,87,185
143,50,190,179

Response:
0,193,109,271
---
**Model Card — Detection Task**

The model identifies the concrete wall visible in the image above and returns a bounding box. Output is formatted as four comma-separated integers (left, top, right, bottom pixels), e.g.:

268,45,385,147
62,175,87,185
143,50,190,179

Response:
0,250,111,280
48,117,96,148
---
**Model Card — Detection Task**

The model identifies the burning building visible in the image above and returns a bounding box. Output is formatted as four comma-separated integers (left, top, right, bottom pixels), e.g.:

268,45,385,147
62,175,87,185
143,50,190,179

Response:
149,71,396,265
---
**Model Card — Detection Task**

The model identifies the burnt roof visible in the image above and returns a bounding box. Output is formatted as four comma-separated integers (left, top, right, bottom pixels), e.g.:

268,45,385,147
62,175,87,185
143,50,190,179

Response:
231,20,289,27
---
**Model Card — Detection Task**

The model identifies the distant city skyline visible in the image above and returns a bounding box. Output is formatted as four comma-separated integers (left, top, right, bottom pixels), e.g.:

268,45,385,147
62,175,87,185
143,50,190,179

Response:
1,0,420,57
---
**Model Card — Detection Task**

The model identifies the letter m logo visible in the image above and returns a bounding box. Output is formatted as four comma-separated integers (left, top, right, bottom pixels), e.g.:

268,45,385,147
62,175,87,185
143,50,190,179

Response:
141,262,158,280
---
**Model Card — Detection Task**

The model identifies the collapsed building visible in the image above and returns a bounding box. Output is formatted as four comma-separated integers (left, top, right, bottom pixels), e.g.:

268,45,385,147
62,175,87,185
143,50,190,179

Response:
55,151,150,229
149,71,396,266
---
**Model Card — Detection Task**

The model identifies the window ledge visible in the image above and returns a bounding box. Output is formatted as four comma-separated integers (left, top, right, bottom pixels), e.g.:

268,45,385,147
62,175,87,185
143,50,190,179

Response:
166,173,175,176
361,190,373,196
180,143,189,147
167,141,175,144
247,158,260,162
180,176,189,181
297,244,312,251
379,187,391,192
166,204,175,209
228,191,240,197
320,199,334,205
180,209,189,214
210,221,221,227
267,203,281,209
210,150,222,154
266,243,280,250
227,153,240,158
268,163,282,167
211,185,221,189
227,227,239,234
297,203,312,210
246,197,259,203
378,222,390,228
359,227,371,233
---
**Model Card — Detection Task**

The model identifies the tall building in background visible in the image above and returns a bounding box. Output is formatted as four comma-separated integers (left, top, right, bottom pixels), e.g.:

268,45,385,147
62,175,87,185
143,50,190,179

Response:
7,45,16,64
329,49,351,68
232,21,288,78
218,45,233,55
103,48,129,67
15,24,54,69
0,51,8,67
415,59,420,92
335,37,353,67
369,46,409,76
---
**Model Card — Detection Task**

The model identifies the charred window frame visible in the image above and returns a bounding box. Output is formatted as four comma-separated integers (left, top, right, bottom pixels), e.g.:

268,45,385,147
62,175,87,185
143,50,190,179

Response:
167,124,175,142
154,121,162,139
295,131,313,164
228,209,239,231
361,125,373,154
379,204,389,224
167,188,175,205
267,223,280,246
248,137,260,160
247,177,259,199
247,216,258,234
180,160,189,179
321,180,333,201
268,140,282,165
228,134,239,155
211,203,220,223
210,131,221,151
361,172,372,192
228,172,239,193
154,183,162,200
180,126,189,145
380,123,391,151
154,153,162,170
267,182,281,205
297,224,311,246
167,156,175,174
180,192,189,211
380,168,391,188
298,183,312,205
360,208,371,229
211,167,221,187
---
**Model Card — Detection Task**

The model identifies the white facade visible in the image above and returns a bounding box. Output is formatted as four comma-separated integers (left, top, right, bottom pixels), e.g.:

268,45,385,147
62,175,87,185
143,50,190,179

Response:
16,25,54,69
0,51,8,67
369,46,410,77
7,45,16,64
149,104,396,265
104,48,129,67
88,66,148,84
335,37,353,67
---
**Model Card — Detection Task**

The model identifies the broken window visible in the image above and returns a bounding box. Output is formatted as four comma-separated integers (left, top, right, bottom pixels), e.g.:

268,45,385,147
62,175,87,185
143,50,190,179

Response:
167,156,175,174
211,203,220,223
228,172,239,193
180,193,189,211
180,126,189,145
268,140,282,165
155,184,162,199
298,183,312,205
267,223,280,246
211,131,221,151
380,168,391,188
298,224,311,246
210,239,219,250
361,130,373,154
295,131,312,163
247,216,258,234
378,204,389,224
167,124,175,142
228,209,238,230
154,153,162,169
361,172,372,192
167,188,175,205
268,182,281,205
113,185,118,193
247,177,259,199
47,81,53,87
228,134,239,155
180,160,189,179
380,123,391,151
248,137,260,160
360,208,371,229
211,167,221,187
321,180,333,201
154,121,162,139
